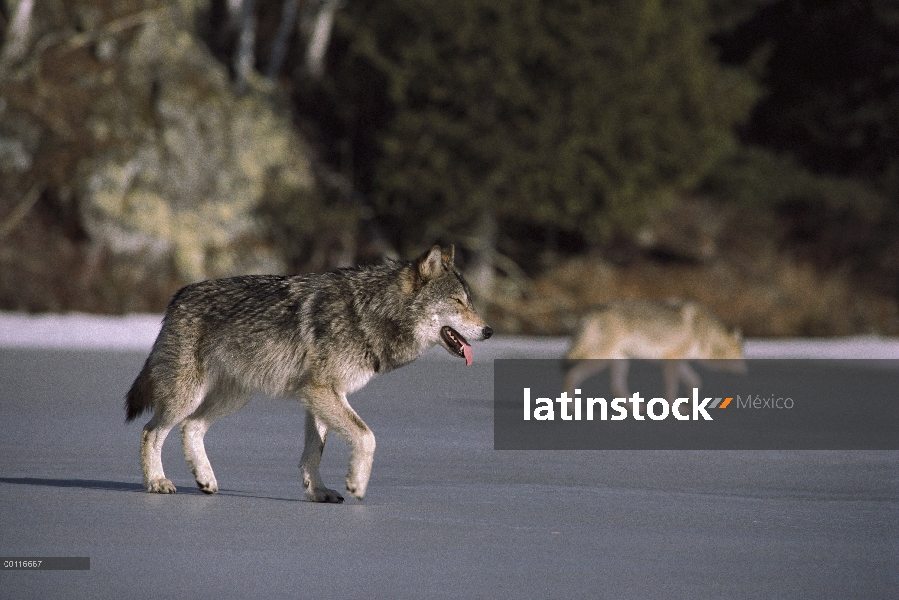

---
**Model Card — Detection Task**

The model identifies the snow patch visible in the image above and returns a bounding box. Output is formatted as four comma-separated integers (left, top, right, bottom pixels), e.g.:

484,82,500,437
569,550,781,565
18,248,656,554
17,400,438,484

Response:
1,312,897,359
0,312,163,350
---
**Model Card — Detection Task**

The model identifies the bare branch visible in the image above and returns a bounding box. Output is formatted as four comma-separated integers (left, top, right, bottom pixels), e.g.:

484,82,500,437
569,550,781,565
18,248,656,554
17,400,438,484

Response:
234,0,257,94
266,0,299,81
303,0,342,79
0,0,35,70
65,6,176,51
0,183,42,241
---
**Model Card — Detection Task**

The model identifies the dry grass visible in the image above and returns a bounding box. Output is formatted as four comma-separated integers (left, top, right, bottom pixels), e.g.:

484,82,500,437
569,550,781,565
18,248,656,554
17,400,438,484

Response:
3,194,897,337
486,253,899,337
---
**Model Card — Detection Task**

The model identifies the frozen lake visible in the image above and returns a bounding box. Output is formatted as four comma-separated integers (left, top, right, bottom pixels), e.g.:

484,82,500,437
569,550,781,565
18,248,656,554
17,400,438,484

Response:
1,312,897,598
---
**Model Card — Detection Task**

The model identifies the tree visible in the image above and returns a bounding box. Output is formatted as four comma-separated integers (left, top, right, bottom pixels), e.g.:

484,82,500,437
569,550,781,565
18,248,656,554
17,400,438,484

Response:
715,0,899,186
328,0,757,261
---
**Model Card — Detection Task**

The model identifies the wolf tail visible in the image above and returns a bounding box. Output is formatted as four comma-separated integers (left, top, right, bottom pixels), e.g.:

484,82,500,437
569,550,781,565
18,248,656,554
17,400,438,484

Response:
125,362,154,422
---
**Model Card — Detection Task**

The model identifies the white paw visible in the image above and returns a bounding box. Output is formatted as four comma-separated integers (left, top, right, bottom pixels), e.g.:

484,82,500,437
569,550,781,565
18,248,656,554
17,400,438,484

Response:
306,485,345,503
146,478,177,494
196,479,218,494
345,476,368,501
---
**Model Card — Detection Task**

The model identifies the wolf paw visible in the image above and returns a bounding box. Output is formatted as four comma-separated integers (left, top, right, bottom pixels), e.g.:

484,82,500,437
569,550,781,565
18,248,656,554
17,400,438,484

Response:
345,479,367,501
306,486,344,503
196,480,218,494
146,478,177,494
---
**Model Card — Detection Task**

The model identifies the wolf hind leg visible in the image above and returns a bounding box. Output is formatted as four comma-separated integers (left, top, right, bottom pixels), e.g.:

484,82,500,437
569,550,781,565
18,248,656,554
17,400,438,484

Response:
662,360,701,418
677,361,701,391
141,418,178,493
140,374,211,494
299,412,344,503
179,419,216,493
303,387,376,501
180,380,252,494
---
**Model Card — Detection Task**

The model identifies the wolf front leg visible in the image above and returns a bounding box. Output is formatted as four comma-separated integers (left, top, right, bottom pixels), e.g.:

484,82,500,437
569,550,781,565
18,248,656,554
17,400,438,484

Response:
300,411,345,503
302,387,376,502
564,359,610,397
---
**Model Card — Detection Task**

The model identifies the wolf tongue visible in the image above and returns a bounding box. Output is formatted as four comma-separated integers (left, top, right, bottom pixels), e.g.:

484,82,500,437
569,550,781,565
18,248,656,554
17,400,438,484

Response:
462,341,473,366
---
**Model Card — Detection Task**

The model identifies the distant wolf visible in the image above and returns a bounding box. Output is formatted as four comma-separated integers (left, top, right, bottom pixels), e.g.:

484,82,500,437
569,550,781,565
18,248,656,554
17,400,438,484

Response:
564,299,745,409
125,245,492,503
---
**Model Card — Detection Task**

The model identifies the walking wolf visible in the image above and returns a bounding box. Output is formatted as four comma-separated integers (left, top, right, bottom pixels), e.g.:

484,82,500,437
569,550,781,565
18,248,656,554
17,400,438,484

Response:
565,299,745,410
126,245,492,502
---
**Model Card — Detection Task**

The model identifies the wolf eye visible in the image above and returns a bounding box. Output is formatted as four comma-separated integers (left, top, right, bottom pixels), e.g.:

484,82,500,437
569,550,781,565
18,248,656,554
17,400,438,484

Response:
453,297,465,306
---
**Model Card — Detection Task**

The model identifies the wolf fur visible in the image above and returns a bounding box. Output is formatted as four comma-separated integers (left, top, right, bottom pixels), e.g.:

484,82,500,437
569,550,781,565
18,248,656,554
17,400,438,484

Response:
125,245,492,503
564,299,745,409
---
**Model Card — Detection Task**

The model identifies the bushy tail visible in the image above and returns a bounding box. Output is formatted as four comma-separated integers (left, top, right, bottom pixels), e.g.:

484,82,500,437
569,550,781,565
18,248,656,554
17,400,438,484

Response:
125,363,154,422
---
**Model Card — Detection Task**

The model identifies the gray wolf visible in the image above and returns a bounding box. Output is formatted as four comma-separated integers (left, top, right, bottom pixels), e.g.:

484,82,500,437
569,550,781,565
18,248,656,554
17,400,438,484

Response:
564,299,745,409
125,245,492,503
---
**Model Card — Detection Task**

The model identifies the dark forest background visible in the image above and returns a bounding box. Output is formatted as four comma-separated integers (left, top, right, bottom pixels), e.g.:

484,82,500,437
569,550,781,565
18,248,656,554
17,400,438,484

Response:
1,0,897,336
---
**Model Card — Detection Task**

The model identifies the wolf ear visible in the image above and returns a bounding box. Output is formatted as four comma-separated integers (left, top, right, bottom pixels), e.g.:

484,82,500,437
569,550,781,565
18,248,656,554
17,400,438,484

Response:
441,244,455,266
417,245,447,281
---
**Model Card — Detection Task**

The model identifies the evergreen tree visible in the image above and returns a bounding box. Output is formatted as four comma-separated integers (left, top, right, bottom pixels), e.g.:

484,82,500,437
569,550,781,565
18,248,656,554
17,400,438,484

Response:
715,0,899,189
330,0,758,252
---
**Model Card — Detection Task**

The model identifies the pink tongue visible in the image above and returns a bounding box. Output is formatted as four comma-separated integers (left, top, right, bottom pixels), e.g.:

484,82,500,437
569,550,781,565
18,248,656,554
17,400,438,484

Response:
462,342,473,366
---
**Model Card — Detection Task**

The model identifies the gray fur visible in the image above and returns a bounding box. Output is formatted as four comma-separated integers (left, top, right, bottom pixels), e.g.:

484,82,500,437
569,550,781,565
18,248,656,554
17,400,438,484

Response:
125,245,492,502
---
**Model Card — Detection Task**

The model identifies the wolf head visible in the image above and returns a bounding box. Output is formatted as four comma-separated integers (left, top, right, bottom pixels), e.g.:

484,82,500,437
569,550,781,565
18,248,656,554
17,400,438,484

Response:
411,245,493,365
723,328,748,373
702,325,748,374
